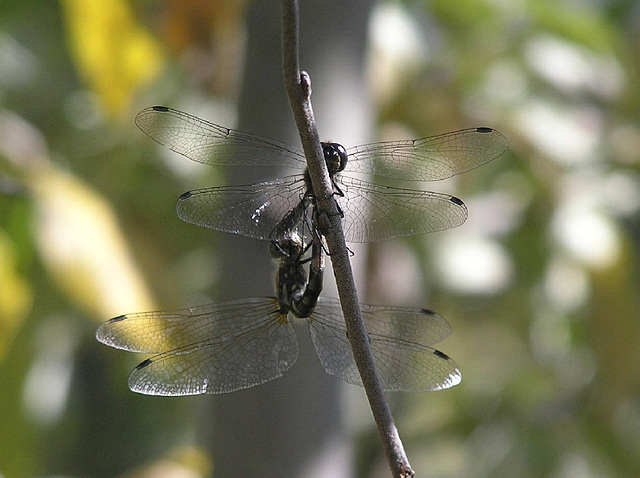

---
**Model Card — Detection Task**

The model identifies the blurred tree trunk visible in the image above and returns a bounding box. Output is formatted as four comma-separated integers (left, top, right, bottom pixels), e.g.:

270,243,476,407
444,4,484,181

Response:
204,1,372,477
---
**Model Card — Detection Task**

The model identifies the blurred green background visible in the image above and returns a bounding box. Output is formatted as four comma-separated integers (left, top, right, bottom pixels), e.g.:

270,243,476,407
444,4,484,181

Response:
1,0,639,477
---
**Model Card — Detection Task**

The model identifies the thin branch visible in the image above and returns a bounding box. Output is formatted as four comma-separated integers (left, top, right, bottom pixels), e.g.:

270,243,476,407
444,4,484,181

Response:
280,1,414,477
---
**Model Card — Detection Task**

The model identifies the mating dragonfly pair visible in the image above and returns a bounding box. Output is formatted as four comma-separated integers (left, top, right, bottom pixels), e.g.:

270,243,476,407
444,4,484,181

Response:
97,106,507,395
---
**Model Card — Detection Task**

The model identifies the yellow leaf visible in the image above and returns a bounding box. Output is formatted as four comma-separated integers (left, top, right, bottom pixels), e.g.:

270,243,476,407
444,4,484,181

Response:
0,231,32,363
27,163,156,320
60,0,164,115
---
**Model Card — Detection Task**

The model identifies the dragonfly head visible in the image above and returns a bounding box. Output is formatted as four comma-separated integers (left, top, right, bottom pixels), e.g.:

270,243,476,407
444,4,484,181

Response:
321,142,348,174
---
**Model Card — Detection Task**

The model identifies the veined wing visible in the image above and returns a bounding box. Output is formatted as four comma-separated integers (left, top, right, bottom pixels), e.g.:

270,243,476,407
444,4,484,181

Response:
135,106,307,168
176,175,310,241
176,175,467,243
308,298,461,392
96,298,298,396
336,176,468,243
135,107,506,180
345,127,507,181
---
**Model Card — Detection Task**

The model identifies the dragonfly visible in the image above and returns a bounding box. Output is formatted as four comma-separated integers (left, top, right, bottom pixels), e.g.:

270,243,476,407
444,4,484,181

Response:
136,106,507,243
96,231,461,395
270,229,325,319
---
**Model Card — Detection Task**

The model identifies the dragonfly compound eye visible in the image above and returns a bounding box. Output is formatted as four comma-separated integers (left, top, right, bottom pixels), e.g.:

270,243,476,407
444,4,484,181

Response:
321,142,349,174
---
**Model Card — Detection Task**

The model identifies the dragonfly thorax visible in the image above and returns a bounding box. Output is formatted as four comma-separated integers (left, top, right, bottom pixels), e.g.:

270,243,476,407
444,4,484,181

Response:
269,231,305,259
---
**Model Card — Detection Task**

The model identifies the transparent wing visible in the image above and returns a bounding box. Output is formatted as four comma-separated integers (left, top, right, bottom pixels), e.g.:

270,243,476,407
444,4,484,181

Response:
176,175,467,243
96,298,298,396
135,106,307,168
136,107,506,180
308,298,461,392
345,127,508,181
176,175,311,241
336,176,468,243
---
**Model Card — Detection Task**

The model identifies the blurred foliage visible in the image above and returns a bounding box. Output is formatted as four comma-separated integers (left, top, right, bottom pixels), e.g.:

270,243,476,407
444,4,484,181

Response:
0,229,32,362
60,0,165,116
0,0,639,477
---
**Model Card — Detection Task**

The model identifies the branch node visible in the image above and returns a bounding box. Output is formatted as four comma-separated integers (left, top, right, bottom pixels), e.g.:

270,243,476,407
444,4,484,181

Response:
300,71,312,97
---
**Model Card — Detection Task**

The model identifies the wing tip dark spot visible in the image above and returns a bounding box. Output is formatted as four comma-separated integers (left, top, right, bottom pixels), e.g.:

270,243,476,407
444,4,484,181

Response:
476,127,494,134
135,358,154,370
421,308,436,315
433,349,452,361
151,105,169,112
109,314,127,323
179,191,193,200
450,196,464,206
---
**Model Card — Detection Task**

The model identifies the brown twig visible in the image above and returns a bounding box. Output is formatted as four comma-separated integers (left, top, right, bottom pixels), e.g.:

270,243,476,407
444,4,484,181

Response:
280,1,414,476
